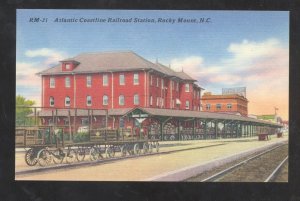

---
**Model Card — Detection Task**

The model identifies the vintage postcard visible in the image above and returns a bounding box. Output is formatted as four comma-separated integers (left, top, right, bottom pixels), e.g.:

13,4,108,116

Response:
15,9,289,182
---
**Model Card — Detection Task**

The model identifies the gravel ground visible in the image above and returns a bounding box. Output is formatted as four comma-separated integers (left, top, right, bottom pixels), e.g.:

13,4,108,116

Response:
273,160,288,182
187,144,288,182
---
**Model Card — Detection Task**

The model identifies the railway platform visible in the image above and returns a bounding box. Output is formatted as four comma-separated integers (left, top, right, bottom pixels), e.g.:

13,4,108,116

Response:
15,135,288,181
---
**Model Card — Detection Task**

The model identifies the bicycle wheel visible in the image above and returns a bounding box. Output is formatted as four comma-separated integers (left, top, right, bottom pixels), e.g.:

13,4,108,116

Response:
105,146,115,158
65,149,76,164
142,143,148,154
89,146,100,161
133,143,140,155
76,147,86,162
148,143,153,153
120,145,127,157
24,148,38,166
37,149,52,167
52,149,64,164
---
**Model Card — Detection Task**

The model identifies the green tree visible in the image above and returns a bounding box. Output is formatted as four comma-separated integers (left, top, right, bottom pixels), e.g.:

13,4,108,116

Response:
16,95,36,126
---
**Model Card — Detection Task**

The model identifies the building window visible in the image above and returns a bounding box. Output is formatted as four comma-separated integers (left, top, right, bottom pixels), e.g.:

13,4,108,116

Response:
103,74,108,86
64,118,69,125
65,64,71,70
150,95,153,106
176,82,179,91
119,95,124,106
119,74,125,85
227,103,232,109
86,96,92,106
65,96,70,106
156,77,159,87
161,79,164,89
216,104,222,110
161,98,164,107
133,73,139,85
50,96,54,107
134,94,139,105
48,119,53,126
103,95,108,105
150,75,153,86
81,118,89,126
185,83,190,92
65,77,70,88
87,75,92,87
156,97,159,107
50,77,55,88
185,100,190,109
206,104,211,110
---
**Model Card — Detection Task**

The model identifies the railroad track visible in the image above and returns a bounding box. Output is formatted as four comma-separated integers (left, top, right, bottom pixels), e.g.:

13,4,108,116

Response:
16,142,226,176
198,143,288,182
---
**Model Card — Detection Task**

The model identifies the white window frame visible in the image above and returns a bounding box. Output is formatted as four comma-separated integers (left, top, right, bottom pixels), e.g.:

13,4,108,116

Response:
65,77,70,88
185,83,190,92
227,103,232,109
86,96,92,106
134,94,139,105
50,77,55,88
161,79,164,89
156,97,160,107
185,100,190,109
156,77,159,87
133,73,139,85
50,96,54,107
150,75,153,86
65,96,70,106
103,74,108,86
119,95,125,106
119,74,125,85
87,75,92,87
65,64,71,70
103,95,108,105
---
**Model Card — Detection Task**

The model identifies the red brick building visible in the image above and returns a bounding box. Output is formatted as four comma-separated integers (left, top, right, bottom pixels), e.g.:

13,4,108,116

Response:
201,92,248,116
38,51,203,111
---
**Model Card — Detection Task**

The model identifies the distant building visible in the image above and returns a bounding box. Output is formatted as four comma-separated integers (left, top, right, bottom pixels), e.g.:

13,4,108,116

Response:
201,92,248,116
257,114,282,124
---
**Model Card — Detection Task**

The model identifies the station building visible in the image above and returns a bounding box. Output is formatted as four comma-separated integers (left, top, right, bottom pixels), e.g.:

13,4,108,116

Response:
38,51,202,112
35,51,280,141
201,92,248,117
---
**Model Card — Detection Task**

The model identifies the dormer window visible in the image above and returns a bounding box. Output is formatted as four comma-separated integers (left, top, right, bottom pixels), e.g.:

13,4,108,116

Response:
65,64,71,70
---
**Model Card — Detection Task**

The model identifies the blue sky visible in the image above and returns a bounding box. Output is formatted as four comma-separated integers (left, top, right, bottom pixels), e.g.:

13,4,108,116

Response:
16,10,289,119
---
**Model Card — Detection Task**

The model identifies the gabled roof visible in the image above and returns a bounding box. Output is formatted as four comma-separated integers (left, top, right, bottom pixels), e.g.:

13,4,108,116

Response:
37,51,198,82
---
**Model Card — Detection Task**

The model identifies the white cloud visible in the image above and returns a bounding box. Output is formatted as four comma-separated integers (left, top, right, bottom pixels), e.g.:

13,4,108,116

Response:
17,48,69,106
167,38,289,119
25,48,68,66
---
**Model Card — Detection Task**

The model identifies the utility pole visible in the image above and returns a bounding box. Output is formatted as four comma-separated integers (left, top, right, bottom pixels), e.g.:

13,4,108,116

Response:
274,107,278,115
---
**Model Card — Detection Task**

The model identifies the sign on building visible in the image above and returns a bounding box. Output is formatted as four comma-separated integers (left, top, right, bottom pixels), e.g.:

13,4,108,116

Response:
222,87,246,98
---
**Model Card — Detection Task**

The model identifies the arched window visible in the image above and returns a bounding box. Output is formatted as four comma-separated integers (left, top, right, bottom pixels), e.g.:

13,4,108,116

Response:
86,95,92,106
65,77,70,88
119,95,125,105
134,94,139,105
103,95,108,105
50,96,54,107
65,96,70,106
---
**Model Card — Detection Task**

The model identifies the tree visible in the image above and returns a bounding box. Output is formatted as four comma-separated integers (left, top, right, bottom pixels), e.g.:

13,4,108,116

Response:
16,95,36,126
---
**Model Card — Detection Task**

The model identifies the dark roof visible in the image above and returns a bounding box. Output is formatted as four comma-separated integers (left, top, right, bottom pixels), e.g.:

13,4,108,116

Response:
32,107,281,127
123,107,281,127
202,94,248,101
37,51,198,82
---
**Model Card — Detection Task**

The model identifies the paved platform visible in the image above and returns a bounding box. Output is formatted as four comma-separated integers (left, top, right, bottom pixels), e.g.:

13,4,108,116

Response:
15,135,288,181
